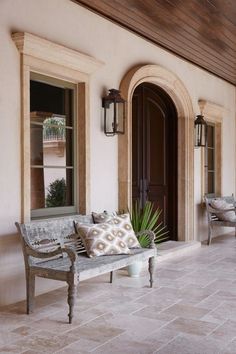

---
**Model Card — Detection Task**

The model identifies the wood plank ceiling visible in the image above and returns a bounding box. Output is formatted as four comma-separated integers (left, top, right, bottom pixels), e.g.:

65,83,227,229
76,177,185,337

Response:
73,0,236,85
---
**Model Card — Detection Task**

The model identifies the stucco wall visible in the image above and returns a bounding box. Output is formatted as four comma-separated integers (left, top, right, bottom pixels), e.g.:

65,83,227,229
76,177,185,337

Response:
0,0,235,306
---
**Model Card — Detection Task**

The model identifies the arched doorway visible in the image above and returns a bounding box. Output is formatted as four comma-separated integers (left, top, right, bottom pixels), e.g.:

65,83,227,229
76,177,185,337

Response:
132,82,177,240
118,64,195,242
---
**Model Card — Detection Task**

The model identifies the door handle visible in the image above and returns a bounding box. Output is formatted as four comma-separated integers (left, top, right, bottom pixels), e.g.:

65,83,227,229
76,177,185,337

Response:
143,179,149,202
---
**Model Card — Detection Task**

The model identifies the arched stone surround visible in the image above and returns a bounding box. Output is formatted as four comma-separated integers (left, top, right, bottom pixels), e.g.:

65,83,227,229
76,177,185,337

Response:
118,65,195,242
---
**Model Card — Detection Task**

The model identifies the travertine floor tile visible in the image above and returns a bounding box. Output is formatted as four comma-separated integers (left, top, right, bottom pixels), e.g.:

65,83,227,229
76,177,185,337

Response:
155,334,226,354
208,319,236,343
91,333,161,354
67,316,125,344
222,338,236,354
163,317,219,336
160,303,211,320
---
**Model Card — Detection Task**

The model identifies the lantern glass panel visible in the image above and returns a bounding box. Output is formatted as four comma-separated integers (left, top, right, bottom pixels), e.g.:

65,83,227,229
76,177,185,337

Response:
116,102,124,133
195,124,201,146
195,118,207,147
201,124,207,146
105,103,115,135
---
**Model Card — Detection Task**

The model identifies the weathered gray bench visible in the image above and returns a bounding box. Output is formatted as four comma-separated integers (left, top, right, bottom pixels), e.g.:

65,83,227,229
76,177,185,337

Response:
205,194,236,245
15,215,156,323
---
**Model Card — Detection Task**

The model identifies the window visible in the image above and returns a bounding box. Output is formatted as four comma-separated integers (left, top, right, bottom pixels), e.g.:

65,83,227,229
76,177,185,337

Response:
205,124,215,194
13,32,103,221
30,74,76,217
198,100,223,199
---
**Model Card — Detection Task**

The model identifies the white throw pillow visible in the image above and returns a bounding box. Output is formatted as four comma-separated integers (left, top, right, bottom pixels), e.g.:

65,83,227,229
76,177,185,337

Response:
210,199,236,222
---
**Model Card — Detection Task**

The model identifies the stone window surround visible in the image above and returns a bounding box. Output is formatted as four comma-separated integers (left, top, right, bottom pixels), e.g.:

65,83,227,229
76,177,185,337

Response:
198,99,223,198
12,32,103,222
118,65,195,242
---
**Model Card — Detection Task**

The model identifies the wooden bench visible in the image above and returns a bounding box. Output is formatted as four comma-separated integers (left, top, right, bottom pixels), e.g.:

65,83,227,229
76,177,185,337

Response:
15,215,156,323
205,194,236,245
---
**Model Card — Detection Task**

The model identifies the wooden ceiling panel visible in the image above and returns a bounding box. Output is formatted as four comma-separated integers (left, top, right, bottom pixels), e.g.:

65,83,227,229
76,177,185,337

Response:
73,0,236,85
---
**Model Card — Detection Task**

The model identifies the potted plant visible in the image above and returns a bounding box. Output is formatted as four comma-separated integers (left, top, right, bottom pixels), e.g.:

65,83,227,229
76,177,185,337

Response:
127,200,168,277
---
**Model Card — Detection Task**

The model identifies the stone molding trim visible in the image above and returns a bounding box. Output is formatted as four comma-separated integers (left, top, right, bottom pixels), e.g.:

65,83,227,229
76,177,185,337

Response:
12,32,104,74
118,64,195,242
12,32,103,222
199,99,226,122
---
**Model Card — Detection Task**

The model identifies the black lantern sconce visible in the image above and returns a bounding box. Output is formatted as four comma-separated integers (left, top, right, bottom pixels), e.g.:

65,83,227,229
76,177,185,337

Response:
102,89,125,136
194,114,208,147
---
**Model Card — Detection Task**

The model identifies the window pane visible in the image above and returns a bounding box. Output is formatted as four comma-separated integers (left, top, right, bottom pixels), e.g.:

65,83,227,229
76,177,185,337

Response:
208,172,215,194
207,148,214,171
31,168,73,209
31,118,73,167
207,125,214,148
30,77,75,214
30,81,73,126
31,123,43,165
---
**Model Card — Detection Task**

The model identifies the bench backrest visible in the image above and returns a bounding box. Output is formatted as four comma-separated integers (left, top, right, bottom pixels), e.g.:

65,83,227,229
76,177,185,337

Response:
205,194,235,222
16,214,93,265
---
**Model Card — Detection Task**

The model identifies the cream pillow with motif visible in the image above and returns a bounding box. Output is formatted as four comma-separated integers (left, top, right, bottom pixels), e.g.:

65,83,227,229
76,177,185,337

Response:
109,213,141,249
92,211,114,224
75,222,131,258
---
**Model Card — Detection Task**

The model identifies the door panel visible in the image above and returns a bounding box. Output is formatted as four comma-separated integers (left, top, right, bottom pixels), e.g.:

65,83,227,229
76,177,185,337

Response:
132,83,177,240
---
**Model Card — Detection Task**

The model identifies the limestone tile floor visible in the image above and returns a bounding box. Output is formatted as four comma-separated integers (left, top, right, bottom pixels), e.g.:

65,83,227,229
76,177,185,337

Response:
0,234,236,354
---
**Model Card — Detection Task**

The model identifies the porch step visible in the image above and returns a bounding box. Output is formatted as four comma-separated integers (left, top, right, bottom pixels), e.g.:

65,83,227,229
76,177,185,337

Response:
156,241,201,263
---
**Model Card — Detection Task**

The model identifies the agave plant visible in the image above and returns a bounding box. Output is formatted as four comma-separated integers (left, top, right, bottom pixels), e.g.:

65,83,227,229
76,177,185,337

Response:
130,200,168,248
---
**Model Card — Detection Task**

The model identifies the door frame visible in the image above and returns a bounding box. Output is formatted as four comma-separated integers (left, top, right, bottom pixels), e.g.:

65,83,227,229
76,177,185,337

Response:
118,64,194,242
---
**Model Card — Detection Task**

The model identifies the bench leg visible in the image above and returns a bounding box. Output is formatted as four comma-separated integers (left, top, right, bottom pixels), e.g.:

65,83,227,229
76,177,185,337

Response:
67,272,78,324
235,227,236,238
110,271,113,283
148,257,155,288
207,225,212,245
26,272,35,314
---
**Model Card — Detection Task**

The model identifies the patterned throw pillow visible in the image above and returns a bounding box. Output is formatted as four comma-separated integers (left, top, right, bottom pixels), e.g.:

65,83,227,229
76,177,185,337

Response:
75,222,131,258
92,211,113,224
92,212,141,249
110,214,141,249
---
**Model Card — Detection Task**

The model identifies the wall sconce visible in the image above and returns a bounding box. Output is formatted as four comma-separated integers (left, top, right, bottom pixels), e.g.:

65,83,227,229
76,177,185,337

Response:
194,114,208,147
102,89,125,136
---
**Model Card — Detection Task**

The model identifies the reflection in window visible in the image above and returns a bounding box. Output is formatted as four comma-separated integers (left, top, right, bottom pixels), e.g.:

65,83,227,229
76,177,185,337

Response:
30,78,75,215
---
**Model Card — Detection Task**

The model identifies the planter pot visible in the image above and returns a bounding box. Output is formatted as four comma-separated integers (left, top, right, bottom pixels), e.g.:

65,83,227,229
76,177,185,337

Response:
127,261,143,278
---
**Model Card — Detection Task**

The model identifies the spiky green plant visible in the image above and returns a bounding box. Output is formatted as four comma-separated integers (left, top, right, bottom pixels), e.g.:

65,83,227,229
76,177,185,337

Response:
130,200,168,248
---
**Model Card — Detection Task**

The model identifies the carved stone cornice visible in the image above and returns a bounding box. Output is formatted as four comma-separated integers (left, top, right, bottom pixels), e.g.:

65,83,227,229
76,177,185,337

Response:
12,32,104,74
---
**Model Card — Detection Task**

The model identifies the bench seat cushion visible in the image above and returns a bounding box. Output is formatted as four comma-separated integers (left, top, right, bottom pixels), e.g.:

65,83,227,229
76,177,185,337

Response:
33,248,156,281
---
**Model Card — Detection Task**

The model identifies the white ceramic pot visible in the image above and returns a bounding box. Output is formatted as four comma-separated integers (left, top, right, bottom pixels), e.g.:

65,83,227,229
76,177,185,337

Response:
127,261,143,278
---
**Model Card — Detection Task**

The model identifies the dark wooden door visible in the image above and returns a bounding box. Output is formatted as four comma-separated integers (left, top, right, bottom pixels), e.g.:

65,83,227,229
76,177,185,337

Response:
132,83,177,240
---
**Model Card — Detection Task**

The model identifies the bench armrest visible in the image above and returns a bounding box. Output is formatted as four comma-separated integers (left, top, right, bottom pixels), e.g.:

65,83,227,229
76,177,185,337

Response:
24,242,77,266
136,230,156,249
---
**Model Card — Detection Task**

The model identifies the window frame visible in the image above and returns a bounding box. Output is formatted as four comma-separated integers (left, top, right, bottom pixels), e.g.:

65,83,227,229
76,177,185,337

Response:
12,32,103,222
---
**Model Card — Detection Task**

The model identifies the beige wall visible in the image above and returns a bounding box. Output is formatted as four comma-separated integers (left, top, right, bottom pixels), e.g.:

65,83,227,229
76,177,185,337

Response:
0,0,235,306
